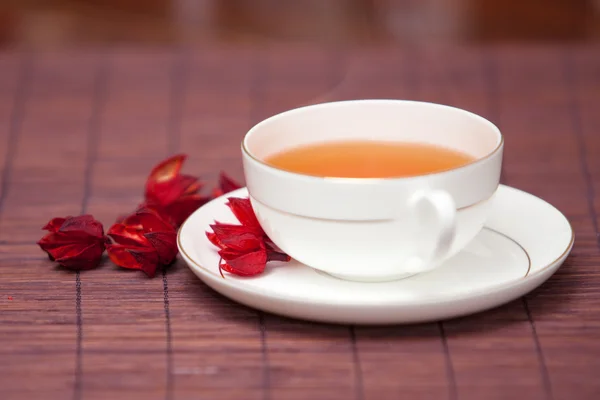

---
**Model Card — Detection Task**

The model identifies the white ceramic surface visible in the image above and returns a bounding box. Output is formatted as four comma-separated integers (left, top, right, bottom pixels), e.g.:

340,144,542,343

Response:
241,100,504,281
178,185,574,325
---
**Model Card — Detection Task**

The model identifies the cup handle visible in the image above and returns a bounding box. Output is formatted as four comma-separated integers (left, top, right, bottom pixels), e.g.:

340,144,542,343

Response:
405,189,457,273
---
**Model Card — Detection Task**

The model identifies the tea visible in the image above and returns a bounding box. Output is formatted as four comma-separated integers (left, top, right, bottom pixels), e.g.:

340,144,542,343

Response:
264,140,476,178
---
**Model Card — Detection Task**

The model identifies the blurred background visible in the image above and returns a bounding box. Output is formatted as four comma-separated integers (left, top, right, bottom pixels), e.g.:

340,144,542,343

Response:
0,0,599,49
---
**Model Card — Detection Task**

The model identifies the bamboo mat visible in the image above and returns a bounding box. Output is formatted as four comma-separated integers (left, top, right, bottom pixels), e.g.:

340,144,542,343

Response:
0,45,599,400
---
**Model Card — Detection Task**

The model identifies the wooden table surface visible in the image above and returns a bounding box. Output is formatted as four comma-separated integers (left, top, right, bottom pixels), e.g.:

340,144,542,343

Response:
0,44,599,400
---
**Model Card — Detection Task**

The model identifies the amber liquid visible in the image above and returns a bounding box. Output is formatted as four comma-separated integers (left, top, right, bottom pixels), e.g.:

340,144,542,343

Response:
264,140,476,178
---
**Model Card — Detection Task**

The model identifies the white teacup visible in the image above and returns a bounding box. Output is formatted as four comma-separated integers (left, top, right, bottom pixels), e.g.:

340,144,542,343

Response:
241,100,503,282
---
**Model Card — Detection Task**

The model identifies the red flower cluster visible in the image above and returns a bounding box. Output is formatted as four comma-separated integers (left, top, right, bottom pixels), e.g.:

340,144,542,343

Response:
37,154,244,277
105,207,177,278
212,172,242,199
206,197,290,277
37,215,106,270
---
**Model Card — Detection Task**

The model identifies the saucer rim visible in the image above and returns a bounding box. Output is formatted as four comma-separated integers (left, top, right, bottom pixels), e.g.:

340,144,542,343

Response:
177,184,574,307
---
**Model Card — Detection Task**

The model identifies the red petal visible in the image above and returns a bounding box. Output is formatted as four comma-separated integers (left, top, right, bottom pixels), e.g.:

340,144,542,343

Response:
178,174,202,194
219,249,267,276
212,172,242,198
146,173,203,210
146,177,190,206
218,237,264,260
225,197,263,233
147,154,187,185
145,183,181,207
267,250,291,263
182,177,203,195
263,239,291,262
42,217,68,232
206,231,221,247
209,224,263,252
58,215,104,238
106,223,148,247
106,244,160,278
144,231,178,265
130,208,175,233
138,202,177,227
55,242,105,270
221,232,263,252
219,262,241,276
40,242,87,261
38,231,100,247
163,195,209,227
41,215,104,239
209,223,252,237
218,172,242,194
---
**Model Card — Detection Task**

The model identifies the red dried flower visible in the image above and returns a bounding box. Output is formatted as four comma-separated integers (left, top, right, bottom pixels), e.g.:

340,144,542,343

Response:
206,197,290,277
39,151,255,280
106,207,178,278
37,215,106,270
143,154,210,227
211,172,242,199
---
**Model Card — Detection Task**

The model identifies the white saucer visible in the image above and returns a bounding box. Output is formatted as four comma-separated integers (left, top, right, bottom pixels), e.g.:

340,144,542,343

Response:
178,185,574,325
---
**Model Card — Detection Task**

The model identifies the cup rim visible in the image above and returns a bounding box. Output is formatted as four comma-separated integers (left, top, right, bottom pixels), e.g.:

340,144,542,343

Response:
242,99,503,182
